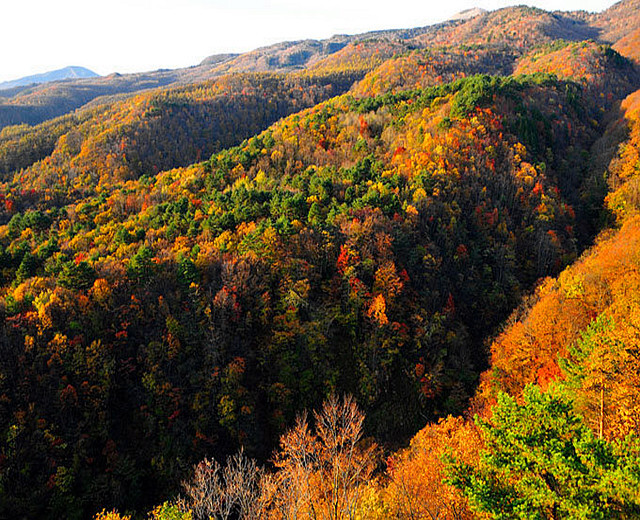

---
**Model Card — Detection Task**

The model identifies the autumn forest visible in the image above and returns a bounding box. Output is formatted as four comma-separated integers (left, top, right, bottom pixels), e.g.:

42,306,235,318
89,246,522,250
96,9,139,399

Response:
2,1,640,519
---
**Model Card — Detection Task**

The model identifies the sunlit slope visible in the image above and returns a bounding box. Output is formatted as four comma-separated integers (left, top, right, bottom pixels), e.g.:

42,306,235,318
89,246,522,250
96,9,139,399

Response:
351,46,519,98
479,88,640,441
0,71,356,209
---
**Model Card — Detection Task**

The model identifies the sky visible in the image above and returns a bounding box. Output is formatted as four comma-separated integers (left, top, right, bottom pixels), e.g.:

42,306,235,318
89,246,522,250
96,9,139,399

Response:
0,0,621,83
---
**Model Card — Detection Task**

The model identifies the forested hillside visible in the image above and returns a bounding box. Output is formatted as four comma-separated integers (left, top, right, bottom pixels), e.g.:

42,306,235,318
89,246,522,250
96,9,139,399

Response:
0,72,356,196
1,1,640,519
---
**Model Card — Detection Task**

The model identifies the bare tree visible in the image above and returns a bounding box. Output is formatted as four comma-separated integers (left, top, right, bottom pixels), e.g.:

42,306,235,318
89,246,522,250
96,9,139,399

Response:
269,395,377,520
183,457,225,519
183,450,264,520
224,450,265,518
183,396,375,520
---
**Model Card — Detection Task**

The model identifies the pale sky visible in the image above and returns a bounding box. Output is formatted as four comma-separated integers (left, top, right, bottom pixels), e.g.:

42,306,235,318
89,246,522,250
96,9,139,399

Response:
0,0,620,83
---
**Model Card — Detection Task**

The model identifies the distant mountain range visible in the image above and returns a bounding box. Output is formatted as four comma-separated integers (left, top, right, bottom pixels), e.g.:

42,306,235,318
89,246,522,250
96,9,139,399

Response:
0,66,98,91
0,1,639,131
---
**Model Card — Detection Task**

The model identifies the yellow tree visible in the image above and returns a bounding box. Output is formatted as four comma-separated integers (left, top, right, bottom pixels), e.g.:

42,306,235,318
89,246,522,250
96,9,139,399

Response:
381,416,481,520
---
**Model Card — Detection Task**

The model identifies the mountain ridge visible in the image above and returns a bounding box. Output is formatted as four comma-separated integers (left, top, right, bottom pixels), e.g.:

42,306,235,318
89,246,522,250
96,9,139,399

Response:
3,1,637,130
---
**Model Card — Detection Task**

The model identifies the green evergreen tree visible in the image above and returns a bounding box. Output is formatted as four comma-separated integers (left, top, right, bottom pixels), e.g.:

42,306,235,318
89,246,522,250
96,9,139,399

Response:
446,385,640,519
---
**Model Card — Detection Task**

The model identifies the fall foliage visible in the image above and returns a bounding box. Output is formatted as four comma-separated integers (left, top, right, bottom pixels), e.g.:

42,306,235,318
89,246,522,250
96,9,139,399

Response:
1,1,640,517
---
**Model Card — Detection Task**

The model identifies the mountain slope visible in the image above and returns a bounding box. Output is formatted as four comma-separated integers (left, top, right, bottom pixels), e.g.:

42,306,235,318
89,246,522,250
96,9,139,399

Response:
347,86,640,520
412,6,598,48
479,88,640,405
0,73,613,517
351,45,519,97
592,0,640,44
614,26,640,63
0,71,357,201
513,40,640,111
0,29,419,130
0,1,640,517
0,70,181,129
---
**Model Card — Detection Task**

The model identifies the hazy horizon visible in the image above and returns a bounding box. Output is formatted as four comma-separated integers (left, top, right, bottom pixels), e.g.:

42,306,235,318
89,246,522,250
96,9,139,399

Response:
1,0,621,83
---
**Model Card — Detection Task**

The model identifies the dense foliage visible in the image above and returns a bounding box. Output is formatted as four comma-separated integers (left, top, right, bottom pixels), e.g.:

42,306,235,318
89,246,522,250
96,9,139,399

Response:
351,46,519,98
447,386,640,519
514,40,639,110
413,6,598,49
1,1,640,518
0,72,611,517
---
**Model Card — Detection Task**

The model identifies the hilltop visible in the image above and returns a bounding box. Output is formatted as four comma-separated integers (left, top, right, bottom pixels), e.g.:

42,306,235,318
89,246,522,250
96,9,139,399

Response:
448,7,487,21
